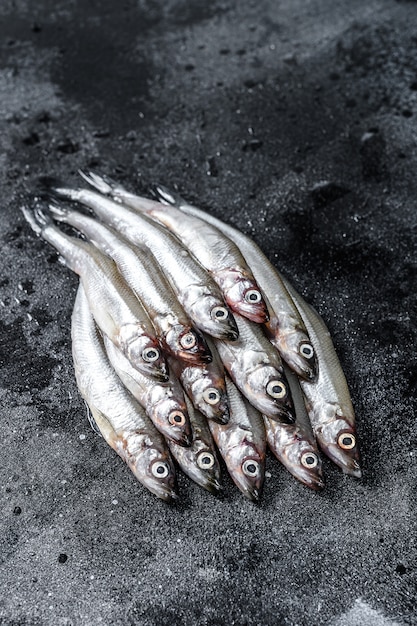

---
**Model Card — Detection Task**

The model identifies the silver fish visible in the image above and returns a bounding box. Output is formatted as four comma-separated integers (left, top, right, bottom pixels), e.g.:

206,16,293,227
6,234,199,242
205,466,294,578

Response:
79,173,270,324
214,313,296,423
49,203,211,366
21,204,168,382
167,397,222,493
282,278,361,478
104,335,192,448
264,367,324,490
209,377,266,502
72,285,177,501
49,178,239,342
154,185,317,382
168,336,229,425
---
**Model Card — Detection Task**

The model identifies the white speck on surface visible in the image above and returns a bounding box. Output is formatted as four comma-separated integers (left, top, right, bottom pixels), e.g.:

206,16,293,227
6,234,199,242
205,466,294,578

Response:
112,499,118,505
79,434,86,440
265,471,272,478
332,599,402,626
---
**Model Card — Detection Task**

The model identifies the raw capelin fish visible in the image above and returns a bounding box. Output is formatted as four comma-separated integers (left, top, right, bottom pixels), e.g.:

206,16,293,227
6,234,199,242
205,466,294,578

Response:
21,204,168,383
213,312,296,424
46,179,240,343
167,396,222,494
104,334,193,448
281,277,361,478
154,185,317,383
49,203,212,367
209,377,266,502
78,171,270,325
168,335,229,425
264,366,324,491
72,285,178,502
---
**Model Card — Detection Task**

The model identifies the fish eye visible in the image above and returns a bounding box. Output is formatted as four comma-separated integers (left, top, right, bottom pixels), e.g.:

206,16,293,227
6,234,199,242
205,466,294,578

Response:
202,388,221,405
151,461,170,478
211,306,229,321
180,332,197,350
299,342,314,360
338,433,356,450
168,411,186,427
245,289,262,304
142,346,160,363
197,452,215,469
242,459,260,477
266,380,286,399
301,452,319,468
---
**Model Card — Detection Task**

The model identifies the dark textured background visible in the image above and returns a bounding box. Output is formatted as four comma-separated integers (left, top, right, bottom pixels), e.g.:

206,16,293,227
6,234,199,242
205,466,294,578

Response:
1,1,417,624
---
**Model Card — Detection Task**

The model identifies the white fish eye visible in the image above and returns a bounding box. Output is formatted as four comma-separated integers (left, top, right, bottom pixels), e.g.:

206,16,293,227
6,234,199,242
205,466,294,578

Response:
202,388,221,405
151,461,170,478
142,346,160,363
242,459,260,477
299,342,314,360
197,452,215,469
301,452,319,468
168,411,186,427
211,306,228,321
338,433,356,450
266,380,286,399
180,332,197,349
245,289,262,304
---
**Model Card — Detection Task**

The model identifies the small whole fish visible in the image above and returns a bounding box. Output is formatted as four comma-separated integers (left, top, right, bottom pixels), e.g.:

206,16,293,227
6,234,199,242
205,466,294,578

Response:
214,313,296,423
167,397,222,493
264,367,324,490
104,335,193,448
21,204,168,382
154,185,317,382
80,172,270,325
72,285,177,501
168,336,229,425
209,377,266,502
49,203,212,366
48,178,240,342
282,278,361,477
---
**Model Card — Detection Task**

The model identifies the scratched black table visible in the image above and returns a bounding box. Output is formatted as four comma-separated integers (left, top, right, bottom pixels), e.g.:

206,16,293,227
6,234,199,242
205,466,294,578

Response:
1,1,416,624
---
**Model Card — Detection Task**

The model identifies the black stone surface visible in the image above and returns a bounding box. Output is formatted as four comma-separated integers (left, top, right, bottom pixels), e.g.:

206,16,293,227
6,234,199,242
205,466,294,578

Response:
1,1,417,624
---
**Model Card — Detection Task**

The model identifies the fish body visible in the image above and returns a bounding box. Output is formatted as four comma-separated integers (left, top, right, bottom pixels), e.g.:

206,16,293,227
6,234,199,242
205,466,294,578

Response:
72,285,177,501
81,174,269,324
21,205,167,382
214,313,295,423
49,180,239,342
104,335,192,448
167,397,222,493
49,204,211,366
264,367,324,490
154,186,317,382
281,278,361,477
209,377,266,502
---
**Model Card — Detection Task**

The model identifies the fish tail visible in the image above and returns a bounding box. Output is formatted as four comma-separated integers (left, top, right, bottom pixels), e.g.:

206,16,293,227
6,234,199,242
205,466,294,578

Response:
78,170,115,195
21,202,53,235
153,184,185,208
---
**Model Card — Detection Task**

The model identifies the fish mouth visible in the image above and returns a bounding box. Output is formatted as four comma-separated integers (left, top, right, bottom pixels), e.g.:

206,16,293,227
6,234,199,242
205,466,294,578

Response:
268,405,296,425
243,486,261,503
229,301,270,324
318,441,362,478
204,476,223,494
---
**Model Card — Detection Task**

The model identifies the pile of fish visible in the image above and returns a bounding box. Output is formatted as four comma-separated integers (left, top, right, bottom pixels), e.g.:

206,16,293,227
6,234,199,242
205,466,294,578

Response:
21,172,361,502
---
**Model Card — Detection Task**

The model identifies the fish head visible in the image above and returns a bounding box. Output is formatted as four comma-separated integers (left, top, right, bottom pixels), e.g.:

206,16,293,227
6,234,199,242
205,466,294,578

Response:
152,397,192,447
188,373,229,424
171,439,222,494
183,288,239,341
279,329,318,382
227,442,265,502
164,324,212,364
315,410,361,478
123,435,178,501
120,327,168,381
275,429,324,490
215,269,269,324
247,365,295,423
